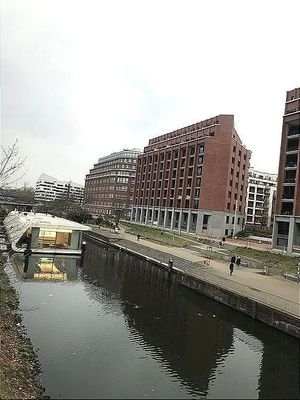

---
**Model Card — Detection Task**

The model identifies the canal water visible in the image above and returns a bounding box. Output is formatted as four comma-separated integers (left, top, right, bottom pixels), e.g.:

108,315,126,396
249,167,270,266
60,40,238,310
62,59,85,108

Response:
7,240,300,399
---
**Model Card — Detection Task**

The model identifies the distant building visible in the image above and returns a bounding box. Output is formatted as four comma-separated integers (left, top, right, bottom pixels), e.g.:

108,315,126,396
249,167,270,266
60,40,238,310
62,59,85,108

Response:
245,168,277,228
83,149,141,218
273,87,300,254
34,174,84,204
131,114,251,238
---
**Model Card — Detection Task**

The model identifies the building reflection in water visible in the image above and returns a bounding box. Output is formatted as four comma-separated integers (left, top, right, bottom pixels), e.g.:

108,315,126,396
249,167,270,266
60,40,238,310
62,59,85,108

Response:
82,240,299,399
82,241,259,397
11,253,81,281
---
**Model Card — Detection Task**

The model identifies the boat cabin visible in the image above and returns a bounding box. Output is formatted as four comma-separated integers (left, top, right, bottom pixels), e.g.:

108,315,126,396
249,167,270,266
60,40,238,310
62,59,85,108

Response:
4,211,91,254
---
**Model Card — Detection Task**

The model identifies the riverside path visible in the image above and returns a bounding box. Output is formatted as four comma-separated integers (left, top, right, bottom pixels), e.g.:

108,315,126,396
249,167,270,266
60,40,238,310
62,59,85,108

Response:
87,225,300,320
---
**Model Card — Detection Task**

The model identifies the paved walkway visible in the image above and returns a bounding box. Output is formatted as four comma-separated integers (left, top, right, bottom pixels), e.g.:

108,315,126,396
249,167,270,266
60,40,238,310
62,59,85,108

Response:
89,226,300,318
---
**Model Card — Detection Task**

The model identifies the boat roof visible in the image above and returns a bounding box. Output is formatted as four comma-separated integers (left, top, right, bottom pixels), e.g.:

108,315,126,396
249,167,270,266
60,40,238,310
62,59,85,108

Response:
4,211,91,231
3,211,91,251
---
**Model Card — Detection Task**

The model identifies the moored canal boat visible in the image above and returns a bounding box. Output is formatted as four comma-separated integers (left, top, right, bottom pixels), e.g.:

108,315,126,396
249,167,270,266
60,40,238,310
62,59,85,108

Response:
3,211,91,255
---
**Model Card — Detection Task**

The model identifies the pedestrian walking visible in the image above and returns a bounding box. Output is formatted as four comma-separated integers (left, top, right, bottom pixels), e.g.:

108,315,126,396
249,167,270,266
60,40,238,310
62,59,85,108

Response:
236,256,241,268
137,234,141,241
222,236,226,245
231,255,236,264
229,262,234,276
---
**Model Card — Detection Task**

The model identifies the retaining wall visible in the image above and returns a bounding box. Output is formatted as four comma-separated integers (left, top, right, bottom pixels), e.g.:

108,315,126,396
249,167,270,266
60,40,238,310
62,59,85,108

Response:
179,272,299,339
84,232,300,339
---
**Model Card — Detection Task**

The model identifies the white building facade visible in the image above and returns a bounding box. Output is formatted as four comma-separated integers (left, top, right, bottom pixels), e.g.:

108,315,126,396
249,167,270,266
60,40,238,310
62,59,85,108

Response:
245,168,277,228
34,174,84,204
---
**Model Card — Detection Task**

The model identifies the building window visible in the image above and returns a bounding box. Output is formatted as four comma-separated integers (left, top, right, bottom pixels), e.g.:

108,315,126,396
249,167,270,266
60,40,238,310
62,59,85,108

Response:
199,145,205,154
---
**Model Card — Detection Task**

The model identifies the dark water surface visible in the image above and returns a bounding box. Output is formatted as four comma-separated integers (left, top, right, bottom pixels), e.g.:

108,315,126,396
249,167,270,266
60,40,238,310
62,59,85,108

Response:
8,240,300,399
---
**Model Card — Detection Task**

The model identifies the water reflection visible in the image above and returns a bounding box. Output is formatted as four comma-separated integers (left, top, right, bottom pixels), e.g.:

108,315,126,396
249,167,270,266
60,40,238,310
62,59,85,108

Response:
10,240,300,399
82,240,300,399
11,253,81,281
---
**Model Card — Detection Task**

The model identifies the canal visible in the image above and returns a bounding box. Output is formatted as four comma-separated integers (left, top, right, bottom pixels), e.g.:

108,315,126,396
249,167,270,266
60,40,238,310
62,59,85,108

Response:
7,239,300,399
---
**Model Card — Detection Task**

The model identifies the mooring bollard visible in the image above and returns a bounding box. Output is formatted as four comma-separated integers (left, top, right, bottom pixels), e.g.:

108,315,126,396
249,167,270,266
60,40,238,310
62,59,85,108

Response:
80,240,86,267
168,258,173,273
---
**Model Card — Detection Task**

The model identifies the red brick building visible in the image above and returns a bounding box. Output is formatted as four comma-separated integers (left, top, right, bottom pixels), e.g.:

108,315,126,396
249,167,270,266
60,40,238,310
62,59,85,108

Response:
273,87,300,254
84,149,141,218
131,115,251,237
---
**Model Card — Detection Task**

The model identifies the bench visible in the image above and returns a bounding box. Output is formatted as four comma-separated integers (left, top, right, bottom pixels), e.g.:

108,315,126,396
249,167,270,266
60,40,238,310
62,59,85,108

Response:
283,273,299,282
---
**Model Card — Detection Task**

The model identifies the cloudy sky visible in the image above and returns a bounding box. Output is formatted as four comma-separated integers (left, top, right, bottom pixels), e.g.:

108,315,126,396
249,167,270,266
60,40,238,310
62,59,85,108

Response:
1,0,299,188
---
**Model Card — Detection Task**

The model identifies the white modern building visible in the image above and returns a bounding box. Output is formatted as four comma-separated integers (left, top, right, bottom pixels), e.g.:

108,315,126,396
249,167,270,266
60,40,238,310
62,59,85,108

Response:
34,174,84,204
245,168,277,228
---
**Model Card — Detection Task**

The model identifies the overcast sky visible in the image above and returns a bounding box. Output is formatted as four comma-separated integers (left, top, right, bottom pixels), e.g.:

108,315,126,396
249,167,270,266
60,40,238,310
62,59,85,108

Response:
1,0,299,188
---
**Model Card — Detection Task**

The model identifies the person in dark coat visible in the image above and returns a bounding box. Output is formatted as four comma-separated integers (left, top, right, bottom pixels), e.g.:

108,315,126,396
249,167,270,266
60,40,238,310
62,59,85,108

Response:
229,262,234,276
236,256,241,268
137,234,141,241
231,255,236,264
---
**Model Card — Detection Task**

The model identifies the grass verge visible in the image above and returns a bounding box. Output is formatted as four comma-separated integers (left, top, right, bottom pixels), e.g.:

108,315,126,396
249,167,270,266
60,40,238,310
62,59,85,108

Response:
231,246,300,273
120,222,300,273
121,221,189,247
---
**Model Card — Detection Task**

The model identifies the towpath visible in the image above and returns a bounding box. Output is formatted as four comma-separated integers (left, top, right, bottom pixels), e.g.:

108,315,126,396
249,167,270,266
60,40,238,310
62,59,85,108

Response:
87,226,300,319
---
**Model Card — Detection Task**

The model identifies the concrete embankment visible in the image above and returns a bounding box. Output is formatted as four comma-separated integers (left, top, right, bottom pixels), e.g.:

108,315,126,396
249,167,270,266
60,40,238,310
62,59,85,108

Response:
83,231,300,339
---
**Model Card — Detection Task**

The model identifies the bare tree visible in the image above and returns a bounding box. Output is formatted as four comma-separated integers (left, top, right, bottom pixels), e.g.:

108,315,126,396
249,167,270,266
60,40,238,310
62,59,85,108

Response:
0,139,27,188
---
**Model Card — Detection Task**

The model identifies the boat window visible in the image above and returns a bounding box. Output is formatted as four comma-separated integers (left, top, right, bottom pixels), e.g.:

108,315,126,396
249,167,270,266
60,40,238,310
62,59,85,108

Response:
38,229,72,249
